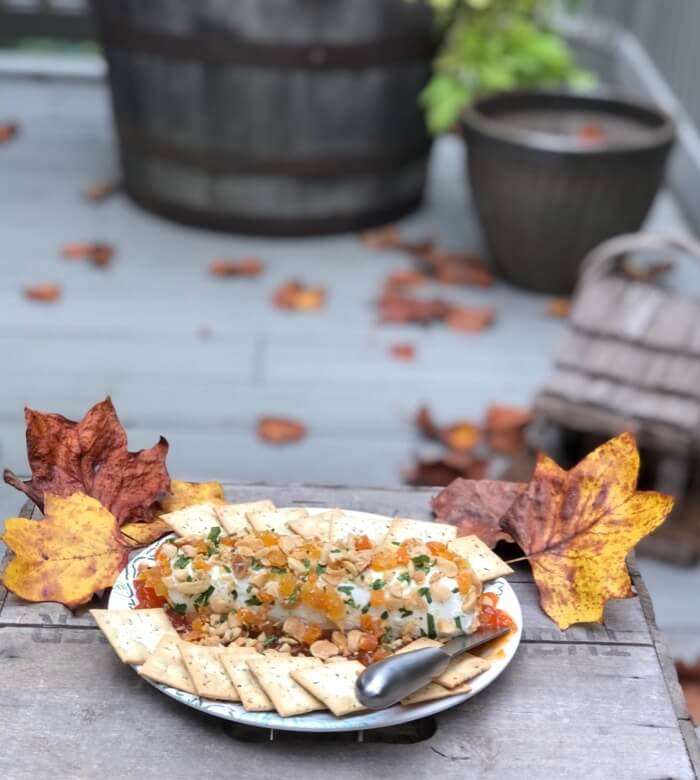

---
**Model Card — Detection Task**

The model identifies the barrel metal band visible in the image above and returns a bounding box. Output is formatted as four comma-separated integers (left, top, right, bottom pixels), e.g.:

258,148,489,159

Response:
117,123,431,178
125,183,424,237
98,25,436,68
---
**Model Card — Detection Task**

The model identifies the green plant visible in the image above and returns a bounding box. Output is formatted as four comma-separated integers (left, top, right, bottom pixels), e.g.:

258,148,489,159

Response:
414,0,593,133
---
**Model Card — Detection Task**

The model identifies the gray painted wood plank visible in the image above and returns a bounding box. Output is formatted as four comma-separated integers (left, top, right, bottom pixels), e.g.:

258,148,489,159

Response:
0,625,692,779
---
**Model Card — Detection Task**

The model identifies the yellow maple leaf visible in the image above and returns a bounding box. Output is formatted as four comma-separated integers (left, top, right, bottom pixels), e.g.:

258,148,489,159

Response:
159,480,225,513
1,493,128,607
502,433,673,629
119,518,172,548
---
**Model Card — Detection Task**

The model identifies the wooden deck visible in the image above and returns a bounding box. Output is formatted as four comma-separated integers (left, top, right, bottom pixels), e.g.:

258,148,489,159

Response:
1,69,699,674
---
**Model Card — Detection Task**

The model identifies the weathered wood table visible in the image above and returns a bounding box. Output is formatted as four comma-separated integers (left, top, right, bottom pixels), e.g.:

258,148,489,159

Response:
1,484,698,779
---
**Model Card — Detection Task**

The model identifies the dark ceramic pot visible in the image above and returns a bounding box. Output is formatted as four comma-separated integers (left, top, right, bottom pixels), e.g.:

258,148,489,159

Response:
461,91,675,294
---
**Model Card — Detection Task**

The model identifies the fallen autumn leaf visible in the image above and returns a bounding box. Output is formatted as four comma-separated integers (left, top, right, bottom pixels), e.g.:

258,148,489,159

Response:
389,343,416,361
501,432,673,629
0,122,18,143
416,406,481,452
209,258,264,277
24,283,62,302
545,298,572,318
446,306,495,333
61,241,114,267
1,492,129,607
403,451,488,487
273,280,325,311
257,417,307,444
83,179,120,202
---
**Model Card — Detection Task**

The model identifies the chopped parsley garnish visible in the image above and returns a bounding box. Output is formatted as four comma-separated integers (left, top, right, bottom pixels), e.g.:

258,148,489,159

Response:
397,572,411,584
173,555,191,569
172,603,187,614
285,585,300,606
418,586,432,604
206,546,216,556
230,588,238,600
186,575,193,582
250,559,264,571
382,626,394,644
361,604,371,614
391,540,401,546
194,585,214,607
399,608,413,618
412,554,431,571
245,595,262,606
303,558,311,569
426,613,436,638
372,579,385,590
380,610,389,620
224,565,232,573
208,526,222,544
315,563,327,575
344,598,359,610
270,566,287,574
262,635,278,648
337,585,354,596
452,587,459,593
331,549,341,553
454,616,463,631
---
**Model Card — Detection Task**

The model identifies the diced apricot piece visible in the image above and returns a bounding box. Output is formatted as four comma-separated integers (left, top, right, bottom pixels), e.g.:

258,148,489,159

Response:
358,633,379,652
370,550,398,571
355,534,372,550
303,623,323,644
268,548,287,567
457,569,473,594
369,589,385,608
278,573,297,598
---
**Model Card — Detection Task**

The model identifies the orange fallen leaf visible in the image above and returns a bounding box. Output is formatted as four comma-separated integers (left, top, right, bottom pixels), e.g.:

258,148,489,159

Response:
402,452,488,487
258,417,307,444
676,659,700,725
502,432,673,629
384,270,428,291
446,306,495,332
416,406,480,452
83,179,120,202
120,518,171,548
1,492,129,607
389,343,416,361
3,397,170,526
378,292,450,325
159,480,225,513
24,283,61,302
61,241,114,267
273,280,325,311
416,247,495,288
209,258,264,277
432,479,522,547
0,122,18,143
546,298,572,318
485,405,532,454
360,225,403,251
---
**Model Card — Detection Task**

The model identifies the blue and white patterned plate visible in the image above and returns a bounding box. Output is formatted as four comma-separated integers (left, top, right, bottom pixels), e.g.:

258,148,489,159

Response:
109,508,522,733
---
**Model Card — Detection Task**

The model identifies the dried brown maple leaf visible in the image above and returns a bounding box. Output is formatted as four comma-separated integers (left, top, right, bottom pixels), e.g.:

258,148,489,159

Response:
360,225,403,251
3,397,170,525
415,247,495,288
258,417,307,444
24,283,61,302
416,406,480,452
432,478,522,547
485,405,532,454
0,122,18,143
403,452,488,487
383,270,428,292
501,432,673,629
446,306,495,333
273,280,325,311
209,258,263,277
83,179,120,202
389,343,416,361
675,659,700,725
1,493,129,607
378,292,450,325
61,241,114,268
545,298,572,319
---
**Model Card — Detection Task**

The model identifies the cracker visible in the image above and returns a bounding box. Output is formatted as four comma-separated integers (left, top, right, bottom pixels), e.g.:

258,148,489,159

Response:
178,642,240,701
90,608,176,664
435,654,491,690
384,517,457,546
288,509,340,541
160,502,223,538
220,648,273,712
401,680,471,705
246,508,308,535
329,512,391,547
448,535,513,582
291,661,365,717
215,500,274,536
395,637,442,654
246,656,325,717
139,636,197,694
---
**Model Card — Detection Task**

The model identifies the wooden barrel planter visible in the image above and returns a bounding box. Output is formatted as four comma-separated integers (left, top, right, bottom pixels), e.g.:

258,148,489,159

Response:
90,0,435,236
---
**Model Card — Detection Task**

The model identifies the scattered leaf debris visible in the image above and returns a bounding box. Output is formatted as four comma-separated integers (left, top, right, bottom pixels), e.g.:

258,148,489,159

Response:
545,298,572,318
24,283,62,302
209,258,264,277
61,241,114,268
83,179,120,202
273,280,326,311
257,417,307,444
0,122,18,143
389,343,416,362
